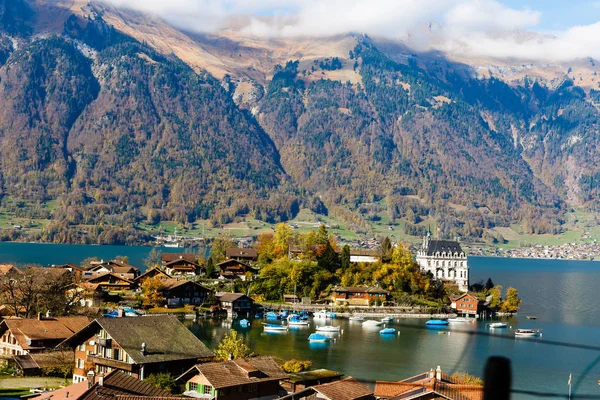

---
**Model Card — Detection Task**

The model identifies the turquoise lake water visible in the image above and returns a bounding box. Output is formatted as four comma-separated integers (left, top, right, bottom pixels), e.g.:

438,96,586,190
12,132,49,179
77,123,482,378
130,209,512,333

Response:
0,242,598,398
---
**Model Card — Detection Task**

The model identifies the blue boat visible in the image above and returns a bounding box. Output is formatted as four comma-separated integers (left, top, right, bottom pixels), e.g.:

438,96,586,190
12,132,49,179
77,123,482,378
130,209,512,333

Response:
254,312,264,319
308,333,331,342
379,328,397,335
266,311,280,320
426,319,449,326
279,310,289,318
240,319,250,328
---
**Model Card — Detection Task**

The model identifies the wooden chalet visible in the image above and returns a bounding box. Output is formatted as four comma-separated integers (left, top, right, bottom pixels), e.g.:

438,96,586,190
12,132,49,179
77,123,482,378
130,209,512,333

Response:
60,315,214,383
164,258,204,276
66,282,105,308
281,377,374,400
331,286,389,306
215,292,254,317
177,356,288,400
450,293,481,316
32,369,179,400
84,273,133,291
83,260,139,280
225,248,258,263
374,367,483,400
0,316,89,356
53,263,86,278
161,279,212,307
134,268,172,287
216,259,258,281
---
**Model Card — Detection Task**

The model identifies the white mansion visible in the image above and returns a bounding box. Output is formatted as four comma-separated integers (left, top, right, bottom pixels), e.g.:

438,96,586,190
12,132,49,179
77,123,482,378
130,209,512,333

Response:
415,234,469,292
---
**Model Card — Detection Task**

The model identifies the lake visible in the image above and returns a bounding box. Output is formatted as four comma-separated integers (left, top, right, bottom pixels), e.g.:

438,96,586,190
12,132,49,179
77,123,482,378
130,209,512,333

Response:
0,243,598,398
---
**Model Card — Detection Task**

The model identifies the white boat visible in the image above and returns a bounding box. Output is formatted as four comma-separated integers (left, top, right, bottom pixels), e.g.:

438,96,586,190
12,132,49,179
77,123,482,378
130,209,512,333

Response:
288,318,310,326
316,325,341,333
381,317,393,323
308,333,331,342
349,316,364,322
448,317,472,323
315,310,336,319
362,320,383,327
515,328,541,338
163,243,180,248
263,324,288,332
488,322,508,329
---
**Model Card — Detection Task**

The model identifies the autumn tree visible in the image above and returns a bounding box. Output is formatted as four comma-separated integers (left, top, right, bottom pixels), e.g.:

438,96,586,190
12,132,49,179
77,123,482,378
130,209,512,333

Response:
214,329,252,360
501,287,522,313
488,285,503,310
41,348,75,381
211,234,235,263
273,223,294,257
145,373,178,393
141,279,165,308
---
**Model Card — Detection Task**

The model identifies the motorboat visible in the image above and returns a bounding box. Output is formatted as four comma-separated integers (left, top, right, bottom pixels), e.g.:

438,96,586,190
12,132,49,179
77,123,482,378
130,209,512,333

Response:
239,319,250,328
426,319,449,326
266,312,280,320
308,333,331,342
349,315,364,322
288,316,310,326
362,320,383,327
448,317,472,323
379,328,397,335
316,325,341,333
381,317,393,323
488,322,508,329
263,323,288,332
515,329,541,337
526,316,538,320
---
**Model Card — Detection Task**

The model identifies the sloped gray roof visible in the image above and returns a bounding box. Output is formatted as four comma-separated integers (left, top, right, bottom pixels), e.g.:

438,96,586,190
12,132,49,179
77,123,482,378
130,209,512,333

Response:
424,240,463,256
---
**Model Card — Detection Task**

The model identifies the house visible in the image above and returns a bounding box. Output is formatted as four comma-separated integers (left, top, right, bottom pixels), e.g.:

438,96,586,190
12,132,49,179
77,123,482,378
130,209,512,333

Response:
165,258,204,276
225,248,258,263
161,279,212,307
280,369,344,393
32,369,178,400
177,356,288,400
281,377,374,400
0,264,22,277
53,264,86,277
374,366,483,400
61,315,214,383
348,250,380,264
216,259,258,281
331,286,389,306
283,294,300,304
84,260,140,280
416,234,469,292
0,316,90,356
215,293,254,317
161,253,196,265
66,282,105,308
134,268,172,287
84,273,134,291
450,293,481,316
13,349,74,376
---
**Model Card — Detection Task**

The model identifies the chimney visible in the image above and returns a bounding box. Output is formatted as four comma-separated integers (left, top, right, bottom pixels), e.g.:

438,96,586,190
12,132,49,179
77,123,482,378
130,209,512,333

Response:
436,366,442,380
429,368,434,379
98,374,104,387
87,370,96,388
141,342,147,356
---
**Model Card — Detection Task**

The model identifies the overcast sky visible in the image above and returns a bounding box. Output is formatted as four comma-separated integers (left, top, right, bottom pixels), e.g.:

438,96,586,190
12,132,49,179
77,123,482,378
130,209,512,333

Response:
102,0,600,62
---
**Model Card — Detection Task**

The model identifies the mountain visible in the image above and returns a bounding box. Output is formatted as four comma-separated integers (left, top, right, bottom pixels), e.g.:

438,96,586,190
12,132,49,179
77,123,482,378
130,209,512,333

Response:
0,0,599,244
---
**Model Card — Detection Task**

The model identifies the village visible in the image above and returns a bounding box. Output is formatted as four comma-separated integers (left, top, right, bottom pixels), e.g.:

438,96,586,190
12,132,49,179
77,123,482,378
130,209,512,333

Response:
0,225,519,400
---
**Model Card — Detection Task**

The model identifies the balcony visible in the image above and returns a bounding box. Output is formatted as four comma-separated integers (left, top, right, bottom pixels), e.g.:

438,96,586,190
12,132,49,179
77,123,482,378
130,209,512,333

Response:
87,355,134,371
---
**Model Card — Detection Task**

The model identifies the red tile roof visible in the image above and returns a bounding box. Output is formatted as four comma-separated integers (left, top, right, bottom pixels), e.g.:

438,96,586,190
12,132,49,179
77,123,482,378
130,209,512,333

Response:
312,377,374,400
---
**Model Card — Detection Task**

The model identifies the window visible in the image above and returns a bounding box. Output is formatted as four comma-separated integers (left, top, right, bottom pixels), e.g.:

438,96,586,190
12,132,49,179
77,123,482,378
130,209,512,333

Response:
114,349,120,361
78,343,86,352
189,382,198,392
248,384,257,392
77,358,84,369
203,385,213,394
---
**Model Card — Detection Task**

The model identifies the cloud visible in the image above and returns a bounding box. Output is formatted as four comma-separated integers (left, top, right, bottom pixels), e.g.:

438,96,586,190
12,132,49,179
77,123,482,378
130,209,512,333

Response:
101,0,600,62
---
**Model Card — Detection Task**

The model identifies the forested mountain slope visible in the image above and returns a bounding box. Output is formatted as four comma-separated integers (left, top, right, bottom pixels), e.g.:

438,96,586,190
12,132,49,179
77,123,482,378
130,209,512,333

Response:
0,0,599,244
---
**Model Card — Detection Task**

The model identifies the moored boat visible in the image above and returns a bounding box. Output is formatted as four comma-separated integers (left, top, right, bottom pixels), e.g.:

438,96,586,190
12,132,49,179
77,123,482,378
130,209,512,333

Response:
426,319,449,326
308,333,331,342
362,320,383,327
266,311,280,320
263,323,288,332
288,316,310,326
381,317,393,323
316,325,341,333
315,310,337,319
488,322,508,329
515,328,541,337
240,319,250,328
349,315,364,322
448,317,472,323
526,316,538,320
379,327,397,335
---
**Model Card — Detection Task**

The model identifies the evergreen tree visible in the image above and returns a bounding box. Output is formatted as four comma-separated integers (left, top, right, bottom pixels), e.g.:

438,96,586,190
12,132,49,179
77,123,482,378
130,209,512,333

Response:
380,236,393,263
485,278,495,291
317,241,340,273
206,257,215,278
341,245,351,271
